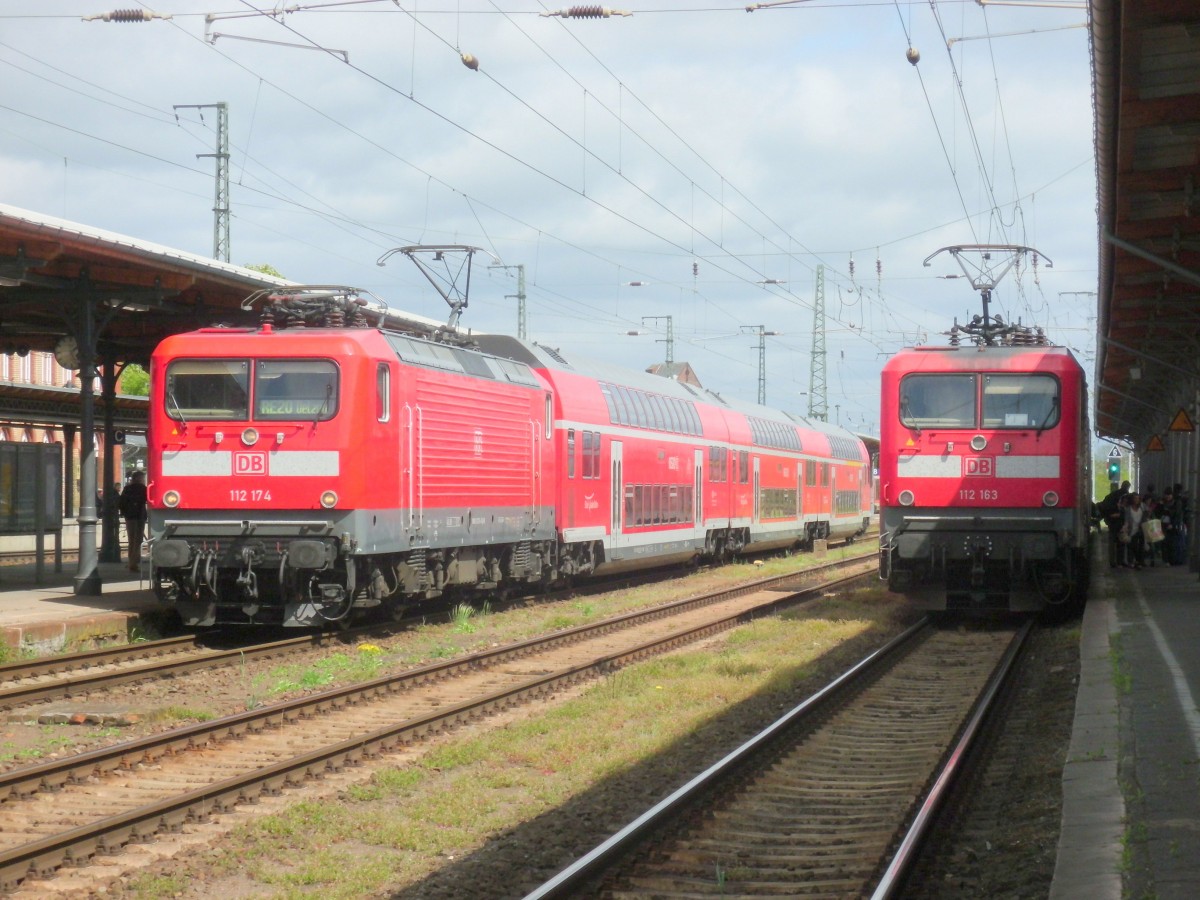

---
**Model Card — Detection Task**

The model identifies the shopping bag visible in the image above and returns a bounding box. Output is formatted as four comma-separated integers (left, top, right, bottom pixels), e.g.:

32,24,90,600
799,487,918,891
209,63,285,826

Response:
1142,518,1164,544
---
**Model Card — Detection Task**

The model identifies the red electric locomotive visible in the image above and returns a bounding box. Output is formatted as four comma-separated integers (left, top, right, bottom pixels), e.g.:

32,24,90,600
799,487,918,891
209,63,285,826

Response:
147,290,870,627
878,328,1091,614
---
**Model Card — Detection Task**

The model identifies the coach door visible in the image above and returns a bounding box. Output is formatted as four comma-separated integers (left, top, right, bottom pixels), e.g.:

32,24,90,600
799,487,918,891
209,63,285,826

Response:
694,449,704,530
753,456,761,523
610,440,624,545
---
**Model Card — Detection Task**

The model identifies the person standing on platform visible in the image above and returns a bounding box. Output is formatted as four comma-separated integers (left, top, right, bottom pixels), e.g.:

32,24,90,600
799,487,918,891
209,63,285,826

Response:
1160,487,1181,565
1099,481,1129,568
1123,492,1147,569
118,470,148,572
1172,483,1191,566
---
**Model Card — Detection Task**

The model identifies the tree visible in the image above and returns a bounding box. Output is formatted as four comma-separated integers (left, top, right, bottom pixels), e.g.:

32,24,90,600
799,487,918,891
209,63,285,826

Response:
120,363,149,396
245,263,285,279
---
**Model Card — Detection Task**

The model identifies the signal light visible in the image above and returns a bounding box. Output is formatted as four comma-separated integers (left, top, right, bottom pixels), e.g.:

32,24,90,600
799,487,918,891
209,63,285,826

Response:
1107,460,1120,480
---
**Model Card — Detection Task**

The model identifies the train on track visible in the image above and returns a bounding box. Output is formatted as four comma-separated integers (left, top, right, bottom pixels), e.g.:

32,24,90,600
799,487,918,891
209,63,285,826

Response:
877,303,1091,616
146,288,872,628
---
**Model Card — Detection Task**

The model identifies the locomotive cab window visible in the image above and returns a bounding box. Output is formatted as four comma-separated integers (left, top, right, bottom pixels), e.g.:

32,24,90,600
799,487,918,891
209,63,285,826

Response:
165,359,249,420
899,374,976,428
981,374,1059,429
254,360,339,421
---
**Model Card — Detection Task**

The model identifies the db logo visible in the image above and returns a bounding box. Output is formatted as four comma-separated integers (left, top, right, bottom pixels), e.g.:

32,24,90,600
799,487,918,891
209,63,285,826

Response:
233,451,267,475
965,457,994,477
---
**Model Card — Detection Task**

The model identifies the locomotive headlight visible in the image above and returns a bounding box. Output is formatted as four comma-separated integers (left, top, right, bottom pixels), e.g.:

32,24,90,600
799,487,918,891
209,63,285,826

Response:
1043,491,1060,507
241,427,259,446
898,490,915,507
970,435,987,451
320,490,338,509
162,490,181,508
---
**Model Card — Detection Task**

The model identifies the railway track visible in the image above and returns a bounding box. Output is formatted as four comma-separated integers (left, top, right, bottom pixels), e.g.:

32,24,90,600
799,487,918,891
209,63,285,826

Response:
0,545,876,713
525,617,1032,898
0,631,357,711
0,554,875,894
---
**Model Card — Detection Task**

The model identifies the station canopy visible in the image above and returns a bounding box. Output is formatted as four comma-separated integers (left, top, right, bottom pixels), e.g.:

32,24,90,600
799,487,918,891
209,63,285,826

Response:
1093,0,1200,444
0,203,444,428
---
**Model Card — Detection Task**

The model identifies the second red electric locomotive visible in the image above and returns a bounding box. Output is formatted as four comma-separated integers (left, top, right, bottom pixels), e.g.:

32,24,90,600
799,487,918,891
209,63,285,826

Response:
878,337,1090,613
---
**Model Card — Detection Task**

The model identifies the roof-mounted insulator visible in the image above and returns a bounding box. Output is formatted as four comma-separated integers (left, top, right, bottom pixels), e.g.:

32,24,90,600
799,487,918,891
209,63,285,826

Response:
82,9,172,22
540,6,632,18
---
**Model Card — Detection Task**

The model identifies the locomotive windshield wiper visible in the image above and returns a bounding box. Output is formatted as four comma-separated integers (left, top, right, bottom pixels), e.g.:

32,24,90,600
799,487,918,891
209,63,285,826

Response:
900,398,921,436
313,382,333,424
1035,396,1059,436
167,389,187,428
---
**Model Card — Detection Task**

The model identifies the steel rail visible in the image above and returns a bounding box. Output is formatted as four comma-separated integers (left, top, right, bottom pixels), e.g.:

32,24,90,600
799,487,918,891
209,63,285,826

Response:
0,634,198,682
0,632,343,710
870,617,1035,898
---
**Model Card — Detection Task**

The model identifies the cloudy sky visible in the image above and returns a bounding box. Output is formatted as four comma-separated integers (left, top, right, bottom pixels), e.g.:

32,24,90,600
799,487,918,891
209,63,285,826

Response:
1,1,1097,434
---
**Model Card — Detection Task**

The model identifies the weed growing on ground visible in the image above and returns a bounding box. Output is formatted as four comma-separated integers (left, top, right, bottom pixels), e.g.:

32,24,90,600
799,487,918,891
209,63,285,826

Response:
267,648,388,695
450,603,478,633
128,621,162,643
148,706,216,724
1110,632,1132,694
0,728,76,764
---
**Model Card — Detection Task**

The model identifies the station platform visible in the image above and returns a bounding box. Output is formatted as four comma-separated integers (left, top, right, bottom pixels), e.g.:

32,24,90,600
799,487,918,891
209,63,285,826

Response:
1,552,1198,896
0,561,164,654
1052,555,1200,900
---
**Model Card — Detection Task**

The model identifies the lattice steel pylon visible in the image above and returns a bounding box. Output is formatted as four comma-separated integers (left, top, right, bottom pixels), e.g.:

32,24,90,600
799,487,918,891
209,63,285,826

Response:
210,102,230,262
808,264,828,421
174,102,230,261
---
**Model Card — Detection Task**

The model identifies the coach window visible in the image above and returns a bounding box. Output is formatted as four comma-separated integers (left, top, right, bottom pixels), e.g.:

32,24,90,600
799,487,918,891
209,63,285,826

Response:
567,429,576,478
652,395,669,430
621,389,638,426
806,459,816,486
166,359,249,420
376,364,390,422
666,399,682,433
982,374,1059,429
254,360,338,421
630,390,649,428
545,394,553,439
582,431,600,479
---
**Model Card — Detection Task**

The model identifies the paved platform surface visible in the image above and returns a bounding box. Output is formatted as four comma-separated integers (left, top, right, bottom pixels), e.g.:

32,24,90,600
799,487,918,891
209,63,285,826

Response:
0,560,162,653
2,551,1199,895
1052,555,1200,900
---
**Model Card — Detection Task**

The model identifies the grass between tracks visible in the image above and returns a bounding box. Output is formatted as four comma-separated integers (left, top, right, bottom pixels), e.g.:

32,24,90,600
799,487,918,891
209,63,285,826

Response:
123,554,914,899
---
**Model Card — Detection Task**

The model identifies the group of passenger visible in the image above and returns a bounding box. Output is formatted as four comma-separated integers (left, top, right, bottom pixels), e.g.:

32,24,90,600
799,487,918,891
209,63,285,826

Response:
1098,480,1190,570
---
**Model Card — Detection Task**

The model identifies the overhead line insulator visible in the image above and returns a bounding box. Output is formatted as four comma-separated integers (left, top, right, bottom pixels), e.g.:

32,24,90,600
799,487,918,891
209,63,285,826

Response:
540,6,632,19
82,9,171,22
